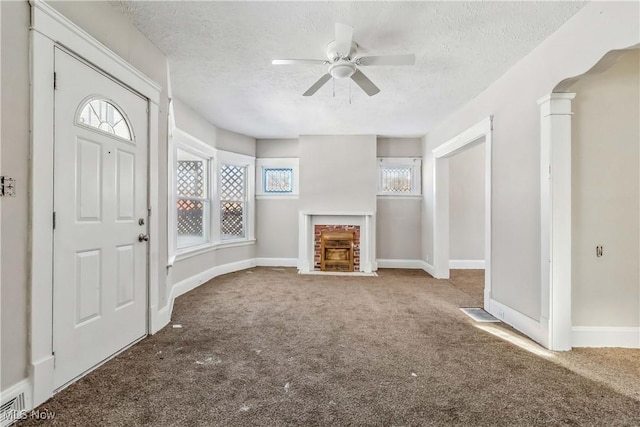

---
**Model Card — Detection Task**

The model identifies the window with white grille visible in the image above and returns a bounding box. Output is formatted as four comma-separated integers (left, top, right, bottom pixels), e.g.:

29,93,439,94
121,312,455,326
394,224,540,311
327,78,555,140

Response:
170,130,255,257
378,158,421,195
176,148,210,249
220,164,247,239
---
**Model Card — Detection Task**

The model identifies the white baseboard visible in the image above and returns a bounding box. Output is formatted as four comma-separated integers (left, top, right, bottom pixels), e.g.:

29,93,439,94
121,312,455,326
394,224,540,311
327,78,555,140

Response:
254,257,297,267
30,355,54,407
1,378,32,426
572,326,640,348
449,259,485,269
422,261,435,277
376,259,426,269
488,298,549,348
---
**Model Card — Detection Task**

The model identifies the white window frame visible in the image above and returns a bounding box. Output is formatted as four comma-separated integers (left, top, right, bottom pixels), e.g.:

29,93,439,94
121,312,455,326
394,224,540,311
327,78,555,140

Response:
215,150,256,244
256,158,299,198
170,128,216,257
169,131,256,261
377,157,422,196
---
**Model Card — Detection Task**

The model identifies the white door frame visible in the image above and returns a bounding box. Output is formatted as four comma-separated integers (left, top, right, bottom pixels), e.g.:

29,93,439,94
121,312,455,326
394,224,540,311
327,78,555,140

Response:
29,0,161,406
432,117,493,309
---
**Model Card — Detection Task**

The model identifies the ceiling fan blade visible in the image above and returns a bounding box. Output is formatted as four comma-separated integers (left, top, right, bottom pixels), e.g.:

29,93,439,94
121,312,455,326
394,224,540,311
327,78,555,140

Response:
272,59,328,65
334,23,354,57
351,69,380,96
358,54,416,66
303,74,332,96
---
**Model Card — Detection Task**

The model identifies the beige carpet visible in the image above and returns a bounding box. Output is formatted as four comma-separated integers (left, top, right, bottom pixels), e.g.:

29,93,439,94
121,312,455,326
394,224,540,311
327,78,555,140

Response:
19,268,639,426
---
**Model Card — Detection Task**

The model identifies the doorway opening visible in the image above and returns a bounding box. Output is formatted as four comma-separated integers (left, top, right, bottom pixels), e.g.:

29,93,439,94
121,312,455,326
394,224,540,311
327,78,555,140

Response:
432,117,492,310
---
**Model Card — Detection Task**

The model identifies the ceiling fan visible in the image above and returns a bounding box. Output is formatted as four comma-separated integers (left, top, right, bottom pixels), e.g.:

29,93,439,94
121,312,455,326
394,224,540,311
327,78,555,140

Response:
272,23,415,97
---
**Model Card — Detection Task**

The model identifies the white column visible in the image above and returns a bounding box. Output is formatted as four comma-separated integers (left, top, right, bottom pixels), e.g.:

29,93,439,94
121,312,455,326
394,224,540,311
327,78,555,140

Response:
433,157,450,279
538,93,575,351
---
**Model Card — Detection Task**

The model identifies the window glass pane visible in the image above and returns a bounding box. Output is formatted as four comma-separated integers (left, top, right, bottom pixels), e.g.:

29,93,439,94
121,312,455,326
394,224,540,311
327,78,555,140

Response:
381,167,412,193
177,149,207,198
177,199,207,248
264,168,293,193
220,164,245,200
78,99,132,141
220,164,246,239
220,201,244,238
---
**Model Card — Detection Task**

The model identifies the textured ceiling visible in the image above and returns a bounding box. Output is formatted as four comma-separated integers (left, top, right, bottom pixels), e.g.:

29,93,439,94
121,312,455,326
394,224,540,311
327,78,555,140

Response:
112,1,586,139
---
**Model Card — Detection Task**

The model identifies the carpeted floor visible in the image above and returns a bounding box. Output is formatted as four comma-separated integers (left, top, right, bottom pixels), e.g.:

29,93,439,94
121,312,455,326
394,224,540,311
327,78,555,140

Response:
19,268,639,426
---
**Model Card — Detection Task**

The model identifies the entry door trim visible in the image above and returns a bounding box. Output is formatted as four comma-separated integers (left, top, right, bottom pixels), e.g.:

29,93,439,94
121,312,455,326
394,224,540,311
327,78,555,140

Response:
29,0,161,407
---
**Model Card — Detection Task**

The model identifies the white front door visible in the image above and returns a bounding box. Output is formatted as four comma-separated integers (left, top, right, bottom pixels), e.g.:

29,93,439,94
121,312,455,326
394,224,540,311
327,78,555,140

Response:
53,48,148,389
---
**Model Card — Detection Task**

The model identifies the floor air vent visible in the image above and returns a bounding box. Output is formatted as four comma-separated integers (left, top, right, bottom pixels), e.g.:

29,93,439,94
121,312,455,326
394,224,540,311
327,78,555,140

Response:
0,393,25,427
460,307,501,323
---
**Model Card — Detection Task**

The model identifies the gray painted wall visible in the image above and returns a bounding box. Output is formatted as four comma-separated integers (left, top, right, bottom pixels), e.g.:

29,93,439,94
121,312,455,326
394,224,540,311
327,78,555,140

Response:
299,135,377,213
423,2,639,320
1,0,30,389
376,199,422,259
254,139,300,259
377,137,422,157
449,143,485,261
255,199,300,259
376,137,423,261
570,49,639,327
256,138,299,158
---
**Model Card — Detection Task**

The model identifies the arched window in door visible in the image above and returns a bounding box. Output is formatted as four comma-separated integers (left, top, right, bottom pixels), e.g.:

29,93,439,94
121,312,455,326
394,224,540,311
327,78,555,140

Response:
77,97,133,141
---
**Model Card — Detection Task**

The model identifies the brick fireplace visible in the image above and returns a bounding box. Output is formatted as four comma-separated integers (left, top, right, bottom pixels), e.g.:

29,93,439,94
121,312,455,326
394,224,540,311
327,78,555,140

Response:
298,211,376,274
314,225,360,271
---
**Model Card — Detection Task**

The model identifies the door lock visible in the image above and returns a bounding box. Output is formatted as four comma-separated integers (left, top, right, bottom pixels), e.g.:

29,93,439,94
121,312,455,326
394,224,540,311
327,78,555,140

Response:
138,233,150,242
138,218,145,226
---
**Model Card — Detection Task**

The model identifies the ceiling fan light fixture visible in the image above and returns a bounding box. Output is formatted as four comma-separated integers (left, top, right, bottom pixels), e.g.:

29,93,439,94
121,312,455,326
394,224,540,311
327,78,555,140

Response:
329,61,356,79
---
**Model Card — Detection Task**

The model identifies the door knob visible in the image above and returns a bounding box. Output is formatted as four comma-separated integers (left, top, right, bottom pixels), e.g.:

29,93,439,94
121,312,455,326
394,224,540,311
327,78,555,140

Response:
138,233,149,242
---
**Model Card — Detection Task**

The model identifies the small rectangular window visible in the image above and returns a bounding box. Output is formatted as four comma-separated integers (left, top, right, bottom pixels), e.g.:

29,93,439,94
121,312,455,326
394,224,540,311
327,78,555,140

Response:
378,158,421,195
176,148,210,248
264,168,293,193
380,167,412,193
220,164,246,239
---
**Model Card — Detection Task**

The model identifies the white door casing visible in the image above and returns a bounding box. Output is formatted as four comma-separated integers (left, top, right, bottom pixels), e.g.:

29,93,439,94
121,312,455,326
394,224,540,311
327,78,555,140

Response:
432,117,493,309
52,48,148,389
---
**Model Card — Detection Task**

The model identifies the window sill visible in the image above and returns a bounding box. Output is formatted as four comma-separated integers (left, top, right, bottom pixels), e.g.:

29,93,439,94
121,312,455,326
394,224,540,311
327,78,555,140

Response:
173,239,256,263
256,194,299,200
377,194,423,200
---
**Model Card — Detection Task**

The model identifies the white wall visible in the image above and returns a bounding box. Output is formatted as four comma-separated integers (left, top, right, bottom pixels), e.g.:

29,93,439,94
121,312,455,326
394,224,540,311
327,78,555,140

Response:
449,143,485,261
299,135,377,213
423,2,639,323
570,49,639,327
376,138,423,261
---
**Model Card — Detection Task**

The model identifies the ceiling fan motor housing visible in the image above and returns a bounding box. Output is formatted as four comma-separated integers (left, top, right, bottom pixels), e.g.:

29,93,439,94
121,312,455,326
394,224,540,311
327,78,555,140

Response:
327,40,357,61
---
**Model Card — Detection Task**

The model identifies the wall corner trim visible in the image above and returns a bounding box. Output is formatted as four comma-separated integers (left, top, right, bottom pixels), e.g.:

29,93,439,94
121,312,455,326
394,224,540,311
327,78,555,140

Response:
488,298,549,349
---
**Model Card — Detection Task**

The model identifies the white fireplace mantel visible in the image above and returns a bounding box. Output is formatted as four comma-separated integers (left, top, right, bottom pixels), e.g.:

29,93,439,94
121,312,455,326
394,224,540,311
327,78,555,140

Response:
298,211,377,273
